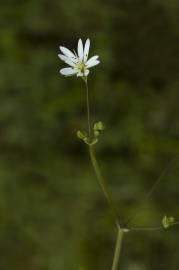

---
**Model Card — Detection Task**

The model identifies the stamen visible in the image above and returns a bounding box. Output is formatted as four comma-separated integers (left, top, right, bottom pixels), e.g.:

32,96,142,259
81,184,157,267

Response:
77,62,86,73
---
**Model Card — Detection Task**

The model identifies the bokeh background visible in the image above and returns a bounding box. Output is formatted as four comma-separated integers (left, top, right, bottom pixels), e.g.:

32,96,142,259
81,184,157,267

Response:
1,0,179,269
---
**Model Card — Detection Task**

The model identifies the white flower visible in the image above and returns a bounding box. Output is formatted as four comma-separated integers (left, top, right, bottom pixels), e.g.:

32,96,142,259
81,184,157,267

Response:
58,38,100,77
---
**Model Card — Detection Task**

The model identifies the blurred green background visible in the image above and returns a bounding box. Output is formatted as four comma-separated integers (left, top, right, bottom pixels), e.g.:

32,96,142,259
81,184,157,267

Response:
0,0,179,269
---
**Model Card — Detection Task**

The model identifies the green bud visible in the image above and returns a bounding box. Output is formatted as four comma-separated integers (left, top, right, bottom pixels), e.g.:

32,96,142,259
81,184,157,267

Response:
94,130,100,137
93,121,105,132
162,215,175,229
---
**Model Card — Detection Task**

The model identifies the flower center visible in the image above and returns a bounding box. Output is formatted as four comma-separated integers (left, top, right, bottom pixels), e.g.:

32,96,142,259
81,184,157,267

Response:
77,62,86,72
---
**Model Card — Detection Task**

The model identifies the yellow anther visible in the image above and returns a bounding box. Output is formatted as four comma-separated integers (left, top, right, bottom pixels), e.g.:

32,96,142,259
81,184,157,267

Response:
77,62,86,71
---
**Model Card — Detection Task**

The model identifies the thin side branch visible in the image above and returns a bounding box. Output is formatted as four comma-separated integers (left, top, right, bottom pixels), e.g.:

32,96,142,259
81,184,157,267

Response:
128,221,179,232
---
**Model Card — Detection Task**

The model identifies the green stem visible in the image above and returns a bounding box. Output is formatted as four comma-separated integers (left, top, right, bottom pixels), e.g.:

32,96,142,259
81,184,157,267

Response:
124,157,177,227
84,80,91,138
84,79,124,270
89,145,120,228
111,227,124,270
89,145,124,270
129,220,179,232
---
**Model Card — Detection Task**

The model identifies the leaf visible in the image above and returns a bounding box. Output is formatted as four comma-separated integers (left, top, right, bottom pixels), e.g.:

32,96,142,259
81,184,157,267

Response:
77,130,87,140
162,215,175,229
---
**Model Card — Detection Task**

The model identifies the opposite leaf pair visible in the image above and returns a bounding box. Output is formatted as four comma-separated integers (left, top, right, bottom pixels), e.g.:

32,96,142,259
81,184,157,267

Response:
77,121,105,145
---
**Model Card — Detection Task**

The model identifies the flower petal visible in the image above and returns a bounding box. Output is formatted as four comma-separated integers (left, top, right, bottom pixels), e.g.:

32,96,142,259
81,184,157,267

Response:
58,54,76,67
86,55,99,64
88,60,100,68
60,46,75,58
84,69,90,76
86,56,100,68
83,39,90,62
58,54,77,63
60,67,78,76
77,39,84,60
58,54,67,62
77,72,83,77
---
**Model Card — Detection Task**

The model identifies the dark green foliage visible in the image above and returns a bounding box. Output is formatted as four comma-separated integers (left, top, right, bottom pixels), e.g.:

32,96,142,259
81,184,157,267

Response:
0,0,179,269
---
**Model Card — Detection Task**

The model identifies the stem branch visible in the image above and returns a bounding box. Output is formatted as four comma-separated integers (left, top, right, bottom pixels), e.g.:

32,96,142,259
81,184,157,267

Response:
111,227,124,270
89,145,119,228
129,221,179,232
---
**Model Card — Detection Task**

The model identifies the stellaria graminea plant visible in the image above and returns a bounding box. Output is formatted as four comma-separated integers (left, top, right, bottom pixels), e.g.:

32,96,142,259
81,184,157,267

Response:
58,38,179,270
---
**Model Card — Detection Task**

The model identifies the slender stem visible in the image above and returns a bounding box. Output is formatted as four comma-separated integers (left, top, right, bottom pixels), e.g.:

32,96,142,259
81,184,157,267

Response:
84,80,91,137
124,157,177,227
130,226,163,231
111,227,124,270
89,145,120,228
83,78,123,270
129,221,179,232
